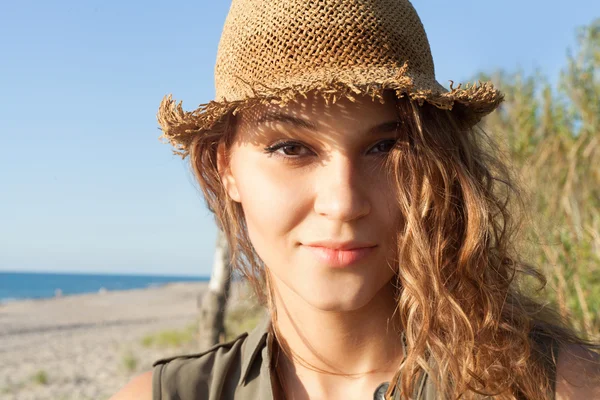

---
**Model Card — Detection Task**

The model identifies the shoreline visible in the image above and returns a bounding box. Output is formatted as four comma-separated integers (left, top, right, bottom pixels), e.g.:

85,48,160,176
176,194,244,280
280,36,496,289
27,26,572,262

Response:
0,271,210,305
0,280,205,305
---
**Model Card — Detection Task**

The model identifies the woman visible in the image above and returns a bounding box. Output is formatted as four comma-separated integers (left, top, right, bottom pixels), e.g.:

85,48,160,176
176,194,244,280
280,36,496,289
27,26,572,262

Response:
112,0,599,398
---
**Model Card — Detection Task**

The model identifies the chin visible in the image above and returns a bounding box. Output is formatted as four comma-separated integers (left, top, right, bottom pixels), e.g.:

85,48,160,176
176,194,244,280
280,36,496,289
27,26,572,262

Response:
307,299,368,312
270,260,396,313
299,282,381,312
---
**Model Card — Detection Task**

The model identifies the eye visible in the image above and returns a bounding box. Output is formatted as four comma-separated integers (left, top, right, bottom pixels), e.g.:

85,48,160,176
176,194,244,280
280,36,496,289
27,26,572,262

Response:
368,139,397,154
264,140,314,157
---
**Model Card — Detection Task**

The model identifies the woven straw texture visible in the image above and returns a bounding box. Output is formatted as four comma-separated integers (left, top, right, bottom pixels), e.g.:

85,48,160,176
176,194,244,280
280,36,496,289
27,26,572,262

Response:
158,0,504,157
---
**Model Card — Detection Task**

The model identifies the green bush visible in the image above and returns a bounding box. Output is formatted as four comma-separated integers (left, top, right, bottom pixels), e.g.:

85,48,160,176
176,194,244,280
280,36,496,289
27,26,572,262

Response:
121,352,138,373
141,323,197,348
31,370,48,385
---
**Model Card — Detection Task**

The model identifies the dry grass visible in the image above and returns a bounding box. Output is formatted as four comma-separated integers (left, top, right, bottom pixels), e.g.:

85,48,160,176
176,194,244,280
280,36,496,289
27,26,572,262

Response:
478,18,600,338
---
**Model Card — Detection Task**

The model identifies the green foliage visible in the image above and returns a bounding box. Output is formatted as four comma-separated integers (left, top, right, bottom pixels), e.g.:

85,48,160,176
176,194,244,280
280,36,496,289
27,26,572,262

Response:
141,323,197,348
474,18,600,338
121,352,138,373
31,370,48,385
224,296,266,342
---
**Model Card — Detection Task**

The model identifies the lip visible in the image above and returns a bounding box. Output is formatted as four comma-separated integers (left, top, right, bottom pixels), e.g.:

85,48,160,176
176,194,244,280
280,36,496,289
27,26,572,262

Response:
303,240,377,250
302,241,377,268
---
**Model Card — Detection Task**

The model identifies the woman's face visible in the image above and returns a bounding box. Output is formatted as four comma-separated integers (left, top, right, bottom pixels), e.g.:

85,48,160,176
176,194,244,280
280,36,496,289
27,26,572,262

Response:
218,93,402,311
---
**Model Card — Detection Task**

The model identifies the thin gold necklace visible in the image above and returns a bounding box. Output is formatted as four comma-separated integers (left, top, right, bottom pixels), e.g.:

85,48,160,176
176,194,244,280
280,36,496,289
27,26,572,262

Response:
271,339,394,400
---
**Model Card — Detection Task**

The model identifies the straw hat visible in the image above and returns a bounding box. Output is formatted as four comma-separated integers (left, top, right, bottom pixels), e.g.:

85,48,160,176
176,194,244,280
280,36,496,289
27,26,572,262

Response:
157,0,504,157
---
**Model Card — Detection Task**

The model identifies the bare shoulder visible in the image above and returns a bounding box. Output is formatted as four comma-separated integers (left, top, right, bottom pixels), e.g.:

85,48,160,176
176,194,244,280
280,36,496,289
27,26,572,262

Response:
556,343,600,400
109,371,153,400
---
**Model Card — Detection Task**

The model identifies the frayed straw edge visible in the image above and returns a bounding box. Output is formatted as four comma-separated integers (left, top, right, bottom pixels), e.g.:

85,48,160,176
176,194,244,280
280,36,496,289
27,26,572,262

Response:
157,67,503,158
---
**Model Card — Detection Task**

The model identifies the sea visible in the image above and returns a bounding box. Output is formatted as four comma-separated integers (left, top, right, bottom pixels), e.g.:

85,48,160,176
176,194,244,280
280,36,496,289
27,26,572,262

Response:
0,271,209,304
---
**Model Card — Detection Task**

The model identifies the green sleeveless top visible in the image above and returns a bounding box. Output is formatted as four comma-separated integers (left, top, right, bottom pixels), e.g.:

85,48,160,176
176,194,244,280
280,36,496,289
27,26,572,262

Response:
152,317,558,399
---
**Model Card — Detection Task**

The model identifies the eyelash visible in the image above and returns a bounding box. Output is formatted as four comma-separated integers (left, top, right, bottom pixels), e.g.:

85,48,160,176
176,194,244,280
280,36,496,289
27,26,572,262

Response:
263,139,397,160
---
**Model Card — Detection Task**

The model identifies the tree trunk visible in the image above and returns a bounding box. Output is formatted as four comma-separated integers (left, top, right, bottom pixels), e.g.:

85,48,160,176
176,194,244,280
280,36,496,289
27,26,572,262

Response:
198,229,231,350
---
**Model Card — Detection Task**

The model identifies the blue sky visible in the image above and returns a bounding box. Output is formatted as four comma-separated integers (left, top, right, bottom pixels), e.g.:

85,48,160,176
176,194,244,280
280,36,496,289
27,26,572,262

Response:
1,1,598,277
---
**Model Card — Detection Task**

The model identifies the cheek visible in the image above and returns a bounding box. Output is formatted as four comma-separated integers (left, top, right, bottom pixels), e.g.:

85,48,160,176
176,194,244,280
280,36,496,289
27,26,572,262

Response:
231,155,312,254
370,171,401,222
370,176,403,260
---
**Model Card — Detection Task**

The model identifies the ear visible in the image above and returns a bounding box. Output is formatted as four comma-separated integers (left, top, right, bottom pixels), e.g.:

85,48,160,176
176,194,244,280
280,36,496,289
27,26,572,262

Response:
217,142,241,203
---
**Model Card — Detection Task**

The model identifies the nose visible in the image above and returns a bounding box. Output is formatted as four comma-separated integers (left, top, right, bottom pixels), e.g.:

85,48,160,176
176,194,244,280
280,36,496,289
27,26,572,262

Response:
313,154,371,222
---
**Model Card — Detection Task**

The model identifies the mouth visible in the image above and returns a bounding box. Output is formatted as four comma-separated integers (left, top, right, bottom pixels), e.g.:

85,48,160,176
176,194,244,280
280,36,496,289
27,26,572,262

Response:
301,241,377,268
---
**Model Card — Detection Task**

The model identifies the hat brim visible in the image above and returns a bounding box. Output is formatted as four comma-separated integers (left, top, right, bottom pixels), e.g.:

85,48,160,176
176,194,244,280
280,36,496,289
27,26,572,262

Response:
157,66,503,158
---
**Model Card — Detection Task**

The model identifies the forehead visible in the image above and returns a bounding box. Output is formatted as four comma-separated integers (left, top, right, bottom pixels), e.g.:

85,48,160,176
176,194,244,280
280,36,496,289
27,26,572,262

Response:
237,91,400,131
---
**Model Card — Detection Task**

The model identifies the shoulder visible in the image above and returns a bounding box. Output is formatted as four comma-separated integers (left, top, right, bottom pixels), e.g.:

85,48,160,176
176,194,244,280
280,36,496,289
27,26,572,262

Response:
556,343,600,400
109,333,250,400
109,371,153,400
152,330,250,371
153,332,251,400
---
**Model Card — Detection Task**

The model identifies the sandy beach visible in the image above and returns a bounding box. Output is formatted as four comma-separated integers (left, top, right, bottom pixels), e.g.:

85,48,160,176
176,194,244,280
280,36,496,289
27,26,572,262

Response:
0,282,221,400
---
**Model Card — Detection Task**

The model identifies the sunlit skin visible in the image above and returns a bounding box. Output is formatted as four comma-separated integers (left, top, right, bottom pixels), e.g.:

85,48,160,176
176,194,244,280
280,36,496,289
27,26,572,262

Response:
217,93,407,399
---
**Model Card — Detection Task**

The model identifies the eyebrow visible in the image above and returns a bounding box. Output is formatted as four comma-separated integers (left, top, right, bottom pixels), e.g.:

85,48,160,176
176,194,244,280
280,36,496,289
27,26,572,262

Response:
254,112,399,136
255,112,318,131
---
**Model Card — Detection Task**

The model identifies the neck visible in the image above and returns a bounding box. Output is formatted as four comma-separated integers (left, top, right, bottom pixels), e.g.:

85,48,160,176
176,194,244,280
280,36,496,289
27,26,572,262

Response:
270,276,404,399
